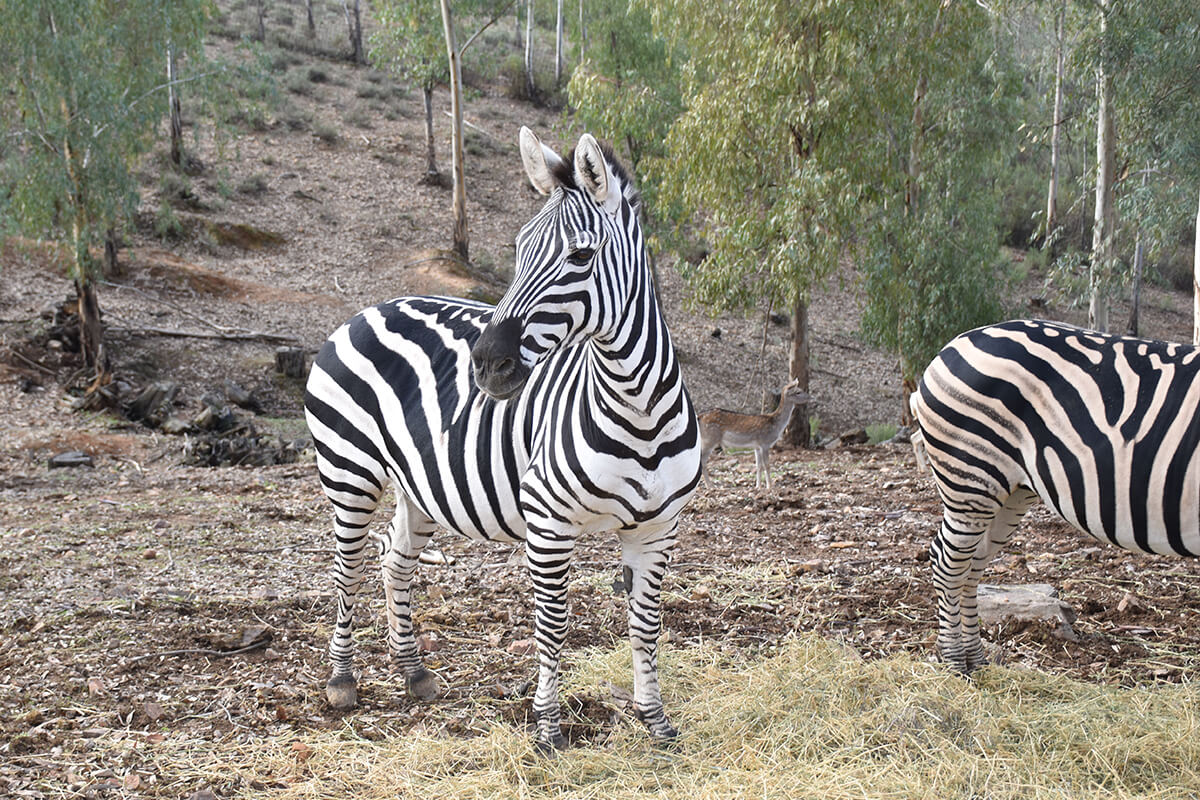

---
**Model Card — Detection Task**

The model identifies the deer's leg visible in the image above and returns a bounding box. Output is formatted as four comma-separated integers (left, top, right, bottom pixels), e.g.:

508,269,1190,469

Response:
380,495,440,701
619,522,679,740
753,446,769,489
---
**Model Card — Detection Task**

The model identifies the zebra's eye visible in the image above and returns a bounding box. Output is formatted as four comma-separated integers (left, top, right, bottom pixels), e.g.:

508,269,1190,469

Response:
566,248,594,267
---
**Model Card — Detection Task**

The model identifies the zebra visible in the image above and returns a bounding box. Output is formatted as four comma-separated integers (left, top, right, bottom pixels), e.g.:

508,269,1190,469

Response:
303,127,702,749
910,318,1200,674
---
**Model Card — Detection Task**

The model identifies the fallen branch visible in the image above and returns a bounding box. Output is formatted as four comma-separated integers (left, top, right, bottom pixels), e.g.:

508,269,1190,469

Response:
102,280,299,342
6,347,56,374
108,323,299,345
126,640,268,664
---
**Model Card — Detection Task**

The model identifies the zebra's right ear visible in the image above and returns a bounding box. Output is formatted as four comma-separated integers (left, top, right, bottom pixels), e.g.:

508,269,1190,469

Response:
519,126,562,196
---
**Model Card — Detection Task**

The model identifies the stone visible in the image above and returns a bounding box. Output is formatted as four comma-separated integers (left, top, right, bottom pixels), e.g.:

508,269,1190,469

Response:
977,583,1078,641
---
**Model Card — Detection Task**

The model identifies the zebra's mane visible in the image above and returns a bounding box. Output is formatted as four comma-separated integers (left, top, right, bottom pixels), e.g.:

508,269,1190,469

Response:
549,139,642,212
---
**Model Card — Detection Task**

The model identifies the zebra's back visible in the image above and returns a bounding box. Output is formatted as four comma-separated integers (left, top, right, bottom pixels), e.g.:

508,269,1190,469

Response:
304,295,529,542
915,319,1200,557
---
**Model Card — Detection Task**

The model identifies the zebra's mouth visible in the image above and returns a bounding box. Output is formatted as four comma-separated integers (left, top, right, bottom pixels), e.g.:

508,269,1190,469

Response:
471,317,531,400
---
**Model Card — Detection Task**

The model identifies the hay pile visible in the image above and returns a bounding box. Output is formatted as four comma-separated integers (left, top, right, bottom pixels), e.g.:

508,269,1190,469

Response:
160,636,1200,799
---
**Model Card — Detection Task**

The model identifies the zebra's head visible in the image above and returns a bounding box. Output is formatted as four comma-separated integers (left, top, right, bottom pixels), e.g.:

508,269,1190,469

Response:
472,127,641,400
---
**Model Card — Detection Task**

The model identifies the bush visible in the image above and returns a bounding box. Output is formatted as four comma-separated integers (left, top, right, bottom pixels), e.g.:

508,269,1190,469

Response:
312,121,339,144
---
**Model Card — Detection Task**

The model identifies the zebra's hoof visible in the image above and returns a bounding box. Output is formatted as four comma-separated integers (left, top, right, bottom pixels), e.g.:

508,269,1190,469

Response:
406,668,441,701
326,674,358,710
534,733,568,755
635,705,678,741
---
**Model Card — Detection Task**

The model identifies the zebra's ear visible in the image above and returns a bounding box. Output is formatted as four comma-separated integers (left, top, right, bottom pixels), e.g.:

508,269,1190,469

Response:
519,126,562,196
574,134,622,215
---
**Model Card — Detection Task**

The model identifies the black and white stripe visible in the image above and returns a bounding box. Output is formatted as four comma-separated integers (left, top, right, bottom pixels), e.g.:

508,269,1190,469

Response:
911,319,1200,672
304,128,701,748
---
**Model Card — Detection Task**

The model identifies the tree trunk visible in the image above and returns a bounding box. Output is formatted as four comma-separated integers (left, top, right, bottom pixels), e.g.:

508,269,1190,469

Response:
167,43,183,168
1045,3,1065,248
422,86,439,181
103,226,120,278
1128,227,1143,336
524,0,536,99
75,277,105,374
341,0,364,64
554,0,564,87
1089,0,1115,332
255,0,266,42
306,0,315,36
783,294,811,448
578,0,586,57
514,0,521,47
441,0,469,261
1193,189,1200,345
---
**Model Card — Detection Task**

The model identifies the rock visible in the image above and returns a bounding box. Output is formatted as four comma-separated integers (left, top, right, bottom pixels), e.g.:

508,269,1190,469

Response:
224,380,262,412
507,638,537,656
977,583,1078,641
160,415,191,435
126,382,179,425
48,451,93,469
836,429,870,446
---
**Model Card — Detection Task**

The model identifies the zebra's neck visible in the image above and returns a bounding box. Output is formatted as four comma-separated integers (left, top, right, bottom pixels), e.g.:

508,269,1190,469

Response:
589,268,683,416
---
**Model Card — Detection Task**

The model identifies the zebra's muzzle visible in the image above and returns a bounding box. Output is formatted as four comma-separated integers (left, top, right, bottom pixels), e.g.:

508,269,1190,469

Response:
472,317,531,400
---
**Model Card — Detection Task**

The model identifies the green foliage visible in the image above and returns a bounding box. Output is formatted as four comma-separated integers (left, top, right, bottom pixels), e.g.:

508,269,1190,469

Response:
371,0,450,93
0,0,210,282
642,0,1016,380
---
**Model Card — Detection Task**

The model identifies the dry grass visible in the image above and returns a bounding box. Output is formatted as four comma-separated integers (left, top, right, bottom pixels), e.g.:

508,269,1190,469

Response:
141,636,1200,799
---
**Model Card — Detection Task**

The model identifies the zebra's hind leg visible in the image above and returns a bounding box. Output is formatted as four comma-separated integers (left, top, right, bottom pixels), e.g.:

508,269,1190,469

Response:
619,522,679,741
932,487,1038,673
326,503,379,710
380,495,441,701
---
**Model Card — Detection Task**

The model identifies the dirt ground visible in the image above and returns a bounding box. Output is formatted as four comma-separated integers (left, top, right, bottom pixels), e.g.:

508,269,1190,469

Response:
3,20,1200,800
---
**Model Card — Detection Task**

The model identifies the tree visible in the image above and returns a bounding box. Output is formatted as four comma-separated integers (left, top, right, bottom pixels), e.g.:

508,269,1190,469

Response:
372,2,448,182
0,0,208,382
373,0,513,261
341,0,366,65
644,0,1013,430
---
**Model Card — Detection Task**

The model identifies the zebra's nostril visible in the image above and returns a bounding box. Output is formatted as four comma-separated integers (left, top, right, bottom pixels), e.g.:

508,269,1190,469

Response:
496,358,514,376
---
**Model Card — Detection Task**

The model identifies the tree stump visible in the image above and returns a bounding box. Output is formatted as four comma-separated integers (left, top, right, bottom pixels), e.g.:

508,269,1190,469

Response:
274,346,307,378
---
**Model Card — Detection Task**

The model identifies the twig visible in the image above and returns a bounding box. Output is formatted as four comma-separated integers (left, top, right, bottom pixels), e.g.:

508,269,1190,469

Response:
126,640,268,664
101,280,297,342
6,348,56,374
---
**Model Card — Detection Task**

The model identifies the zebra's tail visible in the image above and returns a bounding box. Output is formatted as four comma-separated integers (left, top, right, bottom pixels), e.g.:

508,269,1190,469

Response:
908,391,929,473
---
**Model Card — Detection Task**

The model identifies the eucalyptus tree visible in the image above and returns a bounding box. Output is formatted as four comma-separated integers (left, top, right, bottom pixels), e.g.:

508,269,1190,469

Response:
373,0,513,262
644,0,1015,430
0,0,208,382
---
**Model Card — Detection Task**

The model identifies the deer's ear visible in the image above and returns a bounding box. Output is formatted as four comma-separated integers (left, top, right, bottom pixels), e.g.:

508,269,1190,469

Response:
520,126,563,195
574,134,622,215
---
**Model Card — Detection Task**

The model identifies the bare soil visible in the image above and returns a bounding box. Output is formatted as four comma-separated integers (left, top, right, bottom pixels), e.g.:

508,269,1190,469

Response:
3,29,1200,800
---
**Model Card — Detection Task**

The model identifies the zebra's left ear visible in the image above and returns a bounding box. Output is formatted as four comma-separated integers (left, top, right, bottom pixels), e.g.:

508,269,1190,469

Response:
574,134,622,216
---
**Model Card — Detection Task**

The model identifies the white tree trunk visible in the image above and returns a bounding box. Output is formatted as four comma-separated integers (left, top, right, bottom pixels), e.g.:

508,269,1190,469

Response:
1046,3,1065,240
441,0,468,260
1089,0,1114,332
1193,189,1200,344
167,43,183,167
524,0,535,98
555,0,564,87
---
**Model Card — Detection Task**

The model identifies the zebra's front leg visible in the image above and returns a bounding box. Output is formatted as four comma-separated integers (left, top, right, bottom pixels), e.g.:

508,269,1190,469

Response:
381,498,440,701
619,523,678,740
524,526,577,751
327,512,373,710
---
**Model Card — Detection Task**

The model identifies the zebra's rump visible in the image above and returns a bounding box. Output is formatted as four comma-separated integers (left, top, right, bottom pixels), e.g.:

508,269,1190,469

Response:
915,319,1200,556
305,296,530,542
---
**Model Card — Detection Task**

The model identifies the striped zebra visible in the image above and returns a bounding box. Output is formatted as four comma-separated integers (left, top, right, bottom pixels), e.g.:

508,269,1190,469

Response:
303,128,702,749
910,318,1200,673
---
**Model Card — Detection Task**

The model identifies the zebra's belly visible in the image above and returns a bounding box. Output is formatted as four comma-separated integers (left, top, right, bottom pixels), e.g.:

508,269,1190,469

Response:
1016,438,1200,557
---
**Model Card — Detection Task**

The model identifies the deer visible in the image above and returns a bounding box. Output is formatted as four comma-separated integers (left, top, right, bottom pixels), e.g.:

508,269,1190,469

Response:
698,379,810,489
